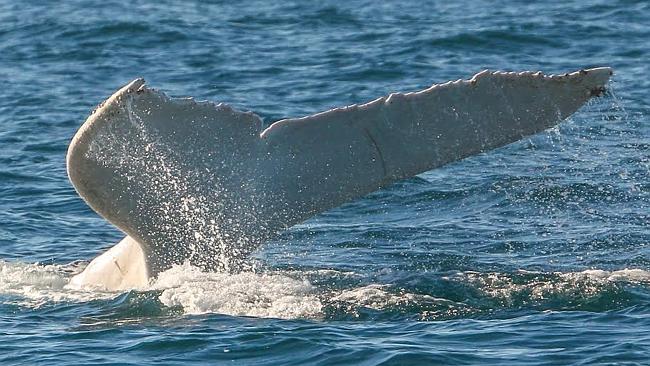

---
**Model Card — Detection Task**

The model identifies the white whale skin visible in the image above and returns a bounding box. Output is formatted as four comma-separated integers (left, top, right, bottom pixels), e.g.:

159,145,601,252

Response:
66,67,612,290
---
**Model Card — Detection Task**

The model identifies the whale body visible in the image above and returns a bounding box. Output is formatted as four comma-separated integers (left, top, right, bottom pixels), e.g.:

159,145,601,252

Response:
67,68,612,290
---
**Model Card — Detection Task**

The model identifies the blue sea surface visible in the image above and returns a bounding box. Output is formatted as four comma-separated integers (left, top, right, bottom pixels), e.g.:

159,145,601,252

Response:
1,0,649,364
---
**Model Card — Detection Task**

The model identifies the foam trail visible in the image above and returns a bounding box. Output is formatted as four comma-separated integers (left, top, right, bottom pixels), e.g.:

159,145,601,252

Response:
2,259,650,319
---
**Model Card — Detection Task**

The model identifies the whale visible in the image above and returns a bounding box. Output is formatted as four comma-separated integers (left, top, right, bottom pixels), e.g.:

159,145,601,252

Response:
67,67,612,290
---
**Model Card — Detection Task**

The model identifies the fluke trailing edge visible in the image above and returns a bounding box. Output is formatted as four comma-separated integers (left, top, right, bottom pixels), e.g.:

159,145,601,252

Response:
67,68,612,290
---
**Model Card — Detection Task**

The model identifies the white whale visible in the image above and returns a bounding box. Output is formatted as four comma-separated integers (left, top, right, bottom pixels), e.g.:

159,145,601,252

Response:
67,68,612,290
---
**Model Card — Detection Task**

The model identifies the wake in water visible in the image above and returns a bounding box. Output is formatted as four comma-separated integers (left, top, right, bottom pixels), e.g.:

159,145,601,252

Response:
2,259,649,321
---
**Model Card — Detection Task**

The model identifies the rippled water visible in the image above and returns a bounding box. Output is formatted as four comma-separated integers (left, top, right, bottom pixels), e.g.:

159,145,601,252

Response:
1,0,649,364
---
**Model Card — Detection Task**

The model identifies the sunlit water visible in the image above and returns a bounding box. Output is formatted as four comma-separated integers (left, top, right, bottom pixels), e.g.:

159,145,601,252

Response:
1,1,649,364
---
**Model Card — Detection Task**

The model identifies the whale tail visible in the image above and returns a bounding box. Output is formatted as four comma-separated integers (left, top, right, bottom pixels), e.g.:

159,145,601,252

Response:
67,68,612,290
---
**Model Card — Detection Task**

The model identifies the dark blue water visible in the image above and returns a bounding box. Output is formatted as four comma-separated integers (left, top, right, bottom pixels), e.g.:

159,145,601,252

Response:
1,1,649,364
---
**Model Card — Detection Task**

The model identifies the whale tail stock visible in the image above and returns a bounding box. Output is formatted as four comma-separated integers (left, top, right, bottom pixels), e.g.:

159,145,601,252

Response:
67,68,612,290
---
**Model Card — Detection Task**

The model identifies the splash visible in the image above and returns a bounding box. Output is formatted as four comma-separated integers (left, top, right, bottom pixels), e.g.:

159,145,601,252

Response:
85,93,268,273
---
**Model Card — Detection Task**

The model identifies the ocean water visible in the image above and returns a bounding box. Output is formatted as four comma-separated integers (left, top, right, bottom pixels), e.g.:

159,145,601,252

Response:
1,0,649,364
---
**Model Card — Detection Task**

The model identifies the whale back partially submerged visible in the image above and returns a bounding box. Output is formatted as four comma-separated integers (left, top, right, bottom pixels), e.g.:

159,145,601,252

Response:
67,68,612,290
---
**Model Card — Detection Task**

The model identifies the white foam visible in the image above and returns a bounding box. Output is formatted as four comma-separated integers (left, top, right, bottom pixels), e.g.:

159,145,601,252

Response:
332,284,443,310
0,260,114,307
568,268,650,282
153,263,323,319
451,268,650,303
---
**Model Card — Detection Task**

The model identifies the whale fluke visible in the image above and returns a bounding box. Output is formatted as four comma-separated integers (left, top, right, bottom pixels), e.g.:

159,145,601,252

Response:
67,68,612,290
